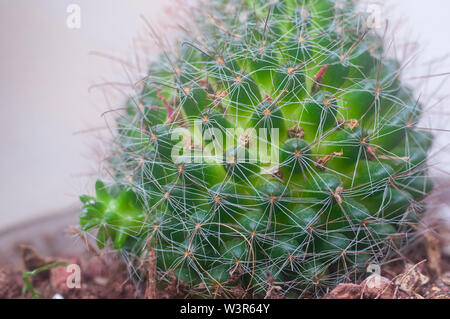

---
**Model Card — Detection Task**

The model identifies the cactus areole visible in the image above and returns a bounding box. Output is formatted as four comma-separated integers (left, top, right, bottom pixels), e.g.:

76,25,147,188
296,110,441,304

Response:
79,0,434,297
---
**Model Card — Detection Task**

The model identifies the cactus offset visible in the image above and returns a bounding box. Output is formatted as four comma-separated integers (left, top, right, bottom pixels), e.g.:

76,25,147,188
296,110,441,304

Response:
80,0,434,297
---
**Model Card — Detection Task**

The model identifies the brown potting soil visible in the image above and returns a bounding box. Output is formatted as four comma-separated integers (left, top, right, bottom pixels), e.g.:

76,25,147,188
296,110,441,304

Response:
0,230,449,299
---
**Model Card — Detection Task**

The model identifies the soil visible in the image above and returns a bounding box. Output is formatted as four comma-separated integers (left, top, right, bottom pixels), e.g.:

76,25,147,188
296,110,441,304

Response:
324,241,450,299
0,228,449,299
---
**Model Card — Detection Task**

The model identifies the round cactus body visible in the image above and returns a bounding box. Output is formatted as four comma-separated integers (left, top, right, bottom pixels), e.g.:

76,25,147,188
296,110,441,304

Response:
80,0,434,297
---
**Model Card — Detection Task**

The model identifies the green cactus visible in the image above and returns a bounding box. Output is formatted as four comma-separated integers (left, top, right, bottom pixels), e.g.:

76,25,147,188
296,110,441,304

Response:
80,0,434,297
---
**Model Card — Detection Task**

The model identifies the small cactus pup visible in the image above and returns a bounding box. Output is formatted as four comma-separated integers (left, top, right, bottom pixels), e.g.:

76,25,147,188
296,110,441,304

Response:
79,0,434,297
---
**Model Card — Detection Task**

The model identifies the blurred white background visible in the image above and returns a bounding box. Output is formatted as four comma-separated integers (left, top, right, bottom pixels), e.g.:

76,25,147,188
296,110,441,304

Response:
0,0,169,230
0,0,449,230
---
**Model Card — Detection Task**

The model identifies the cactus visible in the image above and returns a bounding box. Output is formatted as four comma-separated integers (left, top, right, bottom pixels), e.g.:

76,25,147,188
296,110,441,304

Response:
79,0,434,297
